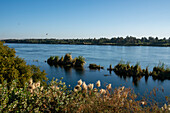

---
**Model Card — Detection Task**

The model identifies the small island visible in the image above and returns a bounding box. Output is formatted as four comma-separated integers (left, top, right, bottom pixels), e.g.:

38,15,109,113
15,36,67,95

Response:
89,64,104,70
112,61,170,81
47,53,86,68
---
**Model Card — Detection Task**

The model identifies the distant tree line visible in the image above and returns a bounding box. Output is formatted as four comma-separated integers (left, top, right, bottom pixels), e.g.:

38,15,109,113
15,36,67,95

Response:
2,36,170,46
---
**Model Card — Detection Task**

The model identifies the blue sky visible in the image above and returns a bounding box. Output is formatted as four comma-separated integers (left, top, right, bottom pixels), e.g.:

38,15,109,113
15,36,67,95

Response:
0,0,170,39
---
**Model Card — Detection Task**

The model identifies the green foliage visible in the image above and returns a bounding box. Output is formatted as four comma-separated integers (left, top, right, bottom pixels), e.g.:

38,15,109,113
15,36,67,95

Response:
74,56,86,67
63,53,72,64
114,61,147,78
47,54,86,68
114,60,170,81
58,56,64,64
151,62,170,80
47,56,55,65
0,79,166,112
30,65,47,86
54,56,59,65
0,41,47,87
0,79,70,112
3,36,170,47
89,64,103,70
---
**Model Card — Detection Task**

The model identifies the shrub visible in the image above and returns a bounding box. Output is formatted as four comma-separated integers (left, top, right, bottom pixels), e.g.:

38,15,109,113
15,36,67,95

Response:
47,56,55,65
151,62,170,80
0,41,47,87
74,56,86,67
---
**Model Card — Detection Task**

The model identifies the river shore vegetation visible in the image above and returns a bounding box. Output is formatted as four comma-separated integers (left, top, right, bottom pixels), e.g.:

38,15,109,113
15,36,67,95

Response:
0,41,47,87
2,36,170,47
0,41,170,112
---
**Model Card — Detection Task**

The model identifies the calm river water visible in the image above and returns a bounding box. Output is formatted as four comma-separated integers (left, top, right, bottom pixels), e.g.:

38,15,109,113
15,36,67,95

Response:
6,43,170,103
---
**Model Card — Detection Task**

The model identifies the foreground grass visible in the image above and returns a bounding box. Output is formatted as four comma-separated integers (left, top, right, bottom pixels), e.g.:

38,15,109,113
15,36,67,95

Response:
1,79,170,113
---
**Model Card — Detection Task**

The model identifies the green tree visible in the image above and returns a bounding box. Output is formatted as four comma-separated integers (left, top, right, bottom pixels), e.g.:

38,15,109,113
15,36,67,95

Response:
0,41,47,87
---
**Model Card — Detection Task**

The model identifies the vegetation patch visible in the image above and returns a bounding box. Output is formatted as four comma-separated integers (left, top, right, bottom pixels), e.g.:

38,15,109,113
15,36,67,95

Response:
151,63,170,80
89,64,104,70
114,61,149,77
3,36,170,47
113,61,170,81
47,53,86,68
1,79,169,112
0,41,47,87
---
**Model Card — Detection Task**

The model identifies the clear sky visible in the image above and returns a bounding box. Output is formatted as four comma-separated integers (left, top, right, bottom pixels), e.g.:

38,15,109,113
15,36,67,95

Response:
0,0,170,39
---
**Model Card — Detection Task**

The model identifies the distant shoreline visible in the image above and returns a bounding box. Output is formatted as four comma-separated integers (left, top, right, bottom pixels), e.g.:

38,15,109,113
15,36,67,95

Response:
2,37,170,47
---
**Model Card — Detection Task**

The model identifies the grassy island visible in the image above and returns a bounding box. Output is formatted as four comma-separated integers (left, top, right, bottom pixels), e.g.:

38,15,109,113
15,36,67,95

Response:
47,53,85,68
112,61,170,81
89,64,104,70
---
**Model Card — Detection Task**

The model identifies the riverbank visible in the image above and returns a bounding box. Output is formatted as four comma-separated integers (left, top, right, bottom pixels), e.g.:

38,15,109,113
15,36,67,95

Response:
2,37,170,47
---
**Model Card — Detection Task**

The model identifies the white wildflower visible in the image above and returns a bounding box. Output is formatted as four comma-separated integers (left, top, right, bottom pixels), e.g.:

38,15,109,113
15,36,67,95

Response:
106,84,112,90
141,101,146,105
100,89,106,94
93,88,98,92
36,81,40,88
40,86,43,91
32,83,36,89
96,80,101,87
88,83,94,90
120,86,125,91
164,104,167,109
74,85,81,92
161,107,164,111
82,82,87,90
29,78,33,85
77,79,83,86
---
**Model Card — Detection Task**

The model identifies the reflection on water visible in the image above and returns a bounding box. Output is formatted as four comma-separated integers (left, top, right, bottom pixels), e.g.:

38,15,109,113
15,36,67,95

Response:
49,64,85,76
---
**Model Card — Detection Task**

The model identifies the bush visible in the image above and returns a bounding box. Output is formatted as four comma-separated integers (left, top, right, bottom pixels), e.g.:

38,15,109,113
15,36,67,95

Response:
0,41,47,87
151,62,170,80
47,56,55,65
74,56,86,67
